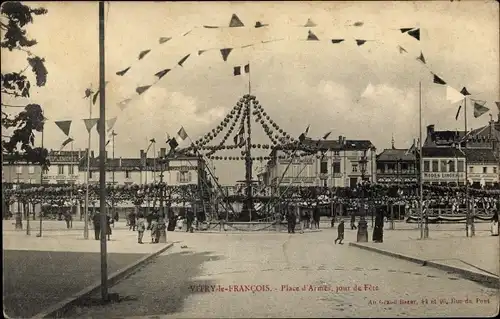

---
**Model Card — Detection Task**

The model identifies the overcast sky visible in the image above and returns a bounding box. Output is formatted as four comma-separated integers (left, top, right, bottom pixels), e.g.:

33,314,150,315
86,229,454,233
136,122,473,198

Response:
2,1,499,184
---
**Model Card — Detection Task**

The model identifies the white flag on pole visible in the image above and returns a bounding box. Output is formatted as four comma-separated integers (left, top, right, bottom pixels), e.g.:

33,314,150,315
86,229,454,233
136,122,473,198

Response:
446,86,464,104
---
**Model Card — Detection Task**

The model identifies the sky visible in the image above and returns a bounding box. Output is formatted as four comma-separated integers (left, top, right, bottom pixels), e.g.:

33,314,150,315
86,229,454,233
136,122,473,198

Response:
2,1,499,185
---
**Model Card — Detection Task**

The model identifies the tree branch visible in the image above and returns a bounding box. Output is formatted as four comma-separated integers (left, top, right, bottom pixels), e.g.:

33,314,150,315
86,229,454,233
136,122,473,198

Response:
1,102,26,107
0,90,22,97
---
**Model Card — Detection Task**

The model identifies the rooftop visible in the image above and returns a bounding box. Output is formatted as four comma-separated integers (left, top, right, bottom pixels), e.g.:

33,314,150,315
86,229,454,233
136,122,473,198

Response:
377,149,416,162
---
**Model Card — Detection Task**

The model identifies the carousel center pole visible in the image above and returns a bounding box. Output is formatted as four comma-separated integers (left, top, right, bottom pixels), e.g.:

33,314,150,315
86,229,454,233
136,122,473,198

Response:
244,63,253,222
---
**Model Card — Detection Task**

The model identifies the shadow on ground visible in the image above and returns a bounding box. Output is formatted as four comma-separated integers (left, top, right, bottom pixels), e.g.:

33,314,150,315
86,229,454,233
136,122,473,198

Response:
63,251,223,318
3,250,149,318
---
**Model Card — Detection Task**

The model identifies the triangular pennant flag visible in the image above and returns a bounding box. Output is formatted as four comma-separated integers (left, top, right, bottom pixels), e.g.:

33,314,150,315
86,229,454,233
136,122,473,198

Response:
106,117,117,132
92,90,100,105
198,50,206,55
361,83,375,97
105,139,111,147
323,131,331,140
474,102,490,118
177,126,188,140
460,87,471,96
136,85,152,95
138,49,151,60
244,64,250,73
307,30,319,41
416,52,426,64
220,48,233,62
407,28,420,41
495,101,500,111
446,86,465,104
166,132,171,143
229,14,244,27
233,66,241,76
397,45,407,54
54,120,72,136
455,105,462,120
255,21,268,28
116,67,131,76
355,39,366,46
117,98,132,111
83,88,93,98
432,74,446,85
178,54,190,66
304,18,316,27
331,39,344,44
159,37,171,44
400,28,413,33
203,25,219,29
96,118,105,135
305,125,310,135
353,21,364,27
154,68,171,79
60,137,74,149
83,118,99,132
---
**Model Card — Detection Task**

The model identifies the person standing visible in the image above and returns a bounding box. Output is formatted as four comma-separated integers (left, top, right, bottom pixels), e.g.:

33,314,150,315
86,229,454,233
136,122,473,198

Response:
287,209,295,234
64,210,72,229
373,208,384,243
186,209,194,233
92,210,101,240
150,214,159,243
106,212,113,241
312,205,320,229
128,210,136,231
137,213,146,244
334,220,345,244
350,214,357,230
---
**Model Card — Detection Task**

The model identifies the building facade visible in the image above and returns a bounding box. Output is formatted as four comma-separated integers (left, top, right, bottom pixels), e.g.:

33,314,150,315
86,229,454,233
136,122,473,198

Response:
43,150,86,184
265,136,377,188
376,148,418,185
422,124,499,186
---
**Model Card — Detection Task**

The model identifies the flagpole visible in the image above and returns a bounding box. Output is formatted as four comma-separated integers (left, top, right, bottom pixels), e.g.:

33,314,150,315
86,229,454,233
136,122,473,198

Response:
419,81,425,239
84,91,92,240
98,0,108,301
248,61,251,95
464,96,472,237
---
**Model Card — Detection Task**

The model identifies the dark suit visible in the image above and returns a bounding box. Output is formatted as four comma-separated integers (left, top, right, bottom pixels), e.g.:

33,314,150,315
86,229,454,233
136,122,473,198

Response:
92,213,101,240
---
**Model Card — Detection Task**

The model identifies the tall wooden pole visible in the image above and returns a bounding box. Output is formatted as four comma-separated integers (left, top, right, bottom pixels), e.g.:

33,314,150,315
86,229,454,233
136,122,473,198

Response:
98,0,108,301
419,81,425,239
39,111,45,236
463,97,473,236
84,94,92,239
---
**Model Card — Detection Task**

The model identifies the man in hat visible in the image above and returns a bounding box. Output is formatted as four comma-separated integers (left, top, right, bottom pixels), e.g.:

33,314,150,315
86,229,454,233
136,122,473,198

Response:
92,210,101,240
334,220,345,245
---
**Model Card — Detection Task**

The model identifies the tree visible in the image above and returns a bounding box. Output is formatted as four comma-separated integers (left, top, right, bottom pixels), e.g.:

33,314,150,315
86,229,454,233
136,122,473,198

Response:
1,1,49,169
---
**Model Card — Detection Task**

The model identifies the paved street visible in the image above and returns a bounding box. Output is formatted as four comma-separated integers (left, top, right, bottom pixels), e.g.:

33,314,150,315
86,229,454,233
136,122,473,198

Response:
65,228,499,318
3,228,168,318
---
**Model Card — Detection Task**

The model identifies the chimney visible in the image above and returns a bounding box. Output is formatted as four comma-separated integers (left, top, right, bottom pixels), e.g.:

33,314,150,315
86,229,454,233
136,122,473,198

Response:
140,149,146,166
160,147,166,158
426,124,435,136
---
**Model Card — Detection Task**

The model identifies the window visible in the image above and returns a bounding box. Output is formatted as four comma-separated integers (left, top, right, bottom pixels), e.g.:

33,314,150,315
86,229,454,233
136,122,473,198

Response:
457,160,465,172
58,165,64,175
178,171,192,183
469,166,474,173
333,162,341,173
16,166,22,174
483,167,487,174
494,167,497,174
424,160,430,172
432,160,439,172
448,160,455,172
333,151,340,156
125,171,131,179
352,164,358,172
68,165,74,175
320,161,328,174
28,166,35,174
440,160,448,172
89,171,93,179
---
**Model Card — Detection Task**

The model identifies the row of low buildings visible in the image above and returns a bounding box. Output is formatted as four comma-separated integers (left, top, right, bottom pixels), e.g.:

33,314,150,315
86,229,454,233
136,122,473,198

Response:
3,116,500,191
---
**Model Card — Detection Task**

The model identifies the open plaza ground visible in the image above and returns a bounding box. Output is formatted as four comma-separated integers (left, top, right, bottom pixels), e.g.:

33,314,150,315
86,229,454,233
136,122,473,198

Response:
3,220,498,318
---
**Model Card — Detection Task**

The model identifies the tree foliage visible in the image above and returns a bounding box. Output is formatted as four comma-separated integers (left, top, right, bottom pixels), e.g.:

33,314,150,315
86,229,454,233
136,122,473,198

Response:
1,1,49,168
